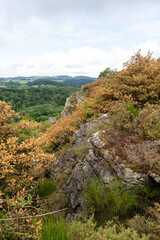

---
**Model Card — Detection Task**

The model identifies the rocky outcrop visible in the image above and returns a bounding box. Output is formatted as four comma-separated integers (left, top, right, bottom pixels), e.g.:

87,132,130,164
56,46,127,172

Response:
48,117,57,124
50,114,160,210
61,89,88,117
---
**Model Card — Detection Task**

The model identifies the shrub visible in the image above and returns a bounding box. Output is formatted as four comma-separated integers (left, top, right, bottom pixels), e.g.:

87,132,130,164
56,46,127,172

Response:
41,109,85,151
83,178,139,224
79,51,160,120
89,224,150,240
127,215,156,237
70,143,90,161
109,102,160,140
109,101,140,132
70,215,96,240
36,178,56,198
0,100,19,142
135,103,160,139
70,217,150,240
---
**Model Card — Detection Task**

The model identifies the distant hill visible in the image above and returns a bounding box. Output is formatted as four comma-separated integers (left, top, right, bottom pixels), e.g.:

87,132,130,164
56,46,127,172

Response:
0,75,97,88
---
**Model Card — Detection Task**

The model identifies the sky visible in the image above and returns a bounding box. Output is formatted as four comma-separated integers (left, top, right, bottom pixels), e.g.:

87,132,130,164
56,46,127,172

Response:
0,0,160,77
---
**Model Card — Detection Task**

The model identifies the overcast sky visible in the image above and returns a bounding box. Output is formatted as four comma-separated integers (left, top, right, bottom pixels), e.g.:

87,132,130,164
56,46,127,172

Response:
0,0,160,77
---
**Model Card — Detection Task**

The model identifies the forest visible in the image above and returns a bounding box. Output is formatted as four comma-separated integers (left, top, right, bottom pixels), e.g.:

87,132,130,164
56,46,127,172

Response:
0,85,78,121
0,51,160,239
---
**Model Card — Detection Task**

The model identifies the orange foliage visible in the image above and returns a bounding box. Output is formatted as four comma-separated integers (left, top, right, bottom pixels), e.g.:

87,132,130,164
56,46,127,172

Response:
0,137,54,197
40,108,85,150
80,51,160,119
0,101,55,237
0,100,19,142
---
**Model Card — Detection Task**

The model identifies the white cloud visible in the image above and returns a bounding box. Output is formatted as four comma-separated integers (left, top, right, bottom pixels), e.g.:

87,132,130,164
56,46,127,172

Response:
0,47,132,77
2,40,160,78
0,0,160,77
133,40,160,58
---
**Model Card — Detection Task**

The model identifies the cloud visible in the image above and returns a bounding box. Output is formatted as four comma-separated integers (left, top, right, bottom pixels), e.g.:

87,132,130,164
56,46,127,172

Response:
0,46,131,77
133,40,160,58
0,0,160,77
2,39,160,78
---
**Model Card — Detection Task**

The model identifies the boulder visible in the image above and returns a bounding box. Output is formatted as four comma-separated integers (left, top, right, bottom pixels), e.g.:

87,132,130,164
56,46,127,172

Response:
48,117,57,124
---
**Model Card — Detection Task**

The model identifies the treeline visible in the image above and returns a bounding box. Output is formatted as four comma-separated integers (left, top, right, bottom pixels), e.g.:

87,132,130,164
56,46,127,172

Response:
0,85,78,121
27,77,96,88
63,77,95,88
27,79,65,87
0,75,96,88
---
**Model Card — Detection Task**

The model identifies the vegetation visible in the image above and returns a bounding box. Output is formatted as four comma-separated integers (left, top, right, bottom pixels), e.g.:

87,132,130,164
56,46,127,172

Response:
84,178,140,224
0,51,160,239
80,51,160,120
0,75,96,88
40,216,150,240
98,67,117,78
109,101,160,139
36,179,56,198
0,85,78,121
41,217,71,240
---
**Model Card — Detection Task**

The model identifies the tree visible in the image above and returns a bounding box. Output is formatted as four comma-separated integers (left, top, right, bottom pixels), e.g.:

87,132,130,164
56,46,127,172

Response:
98,67,116,78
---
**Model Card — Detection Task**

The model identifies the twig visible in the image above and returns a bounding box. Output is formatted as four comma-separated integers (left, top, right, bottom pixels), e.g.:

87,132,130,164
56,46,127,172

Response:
0,208,68,221
24,205,44,211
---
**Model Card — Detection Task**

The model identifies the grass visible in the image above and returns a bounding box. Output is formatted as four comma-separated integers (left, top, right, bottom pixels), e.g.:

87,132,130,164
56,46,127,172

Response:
40,217,71,240
83,178,140,224
36,178,56,198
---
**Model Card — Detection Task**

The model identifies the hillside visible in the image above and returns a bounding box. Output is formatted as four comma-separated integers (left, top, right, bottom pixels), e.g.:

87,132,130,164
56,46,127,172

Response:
0,85,78,121
0,51,160,239
0,75,96,88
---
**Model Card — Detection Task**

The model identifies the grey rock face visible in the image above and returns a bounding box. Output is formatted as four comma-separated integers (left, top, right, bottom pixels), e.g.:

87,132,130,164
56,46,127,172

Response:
50,114,160,210
61,90,87,117
48,117,57,124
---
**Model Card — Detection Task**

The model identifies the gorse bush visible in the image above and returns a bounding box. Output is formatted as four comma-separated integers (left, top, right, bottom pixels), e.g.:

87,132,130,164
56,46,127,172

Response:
83,178,139,224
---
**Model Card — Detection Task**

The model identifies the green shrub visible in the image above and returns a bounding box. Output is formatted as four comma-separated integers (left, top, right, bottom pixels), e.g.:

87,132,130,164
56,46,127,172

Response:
41,217,71,240
110,101,139,132
89,224,150,240
70,143,90,161
36,178,56,198
83,178,139,224
70,215,96,240
70,217,150,240
137,184,160,206
110,101,160,139
87,121,111,138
